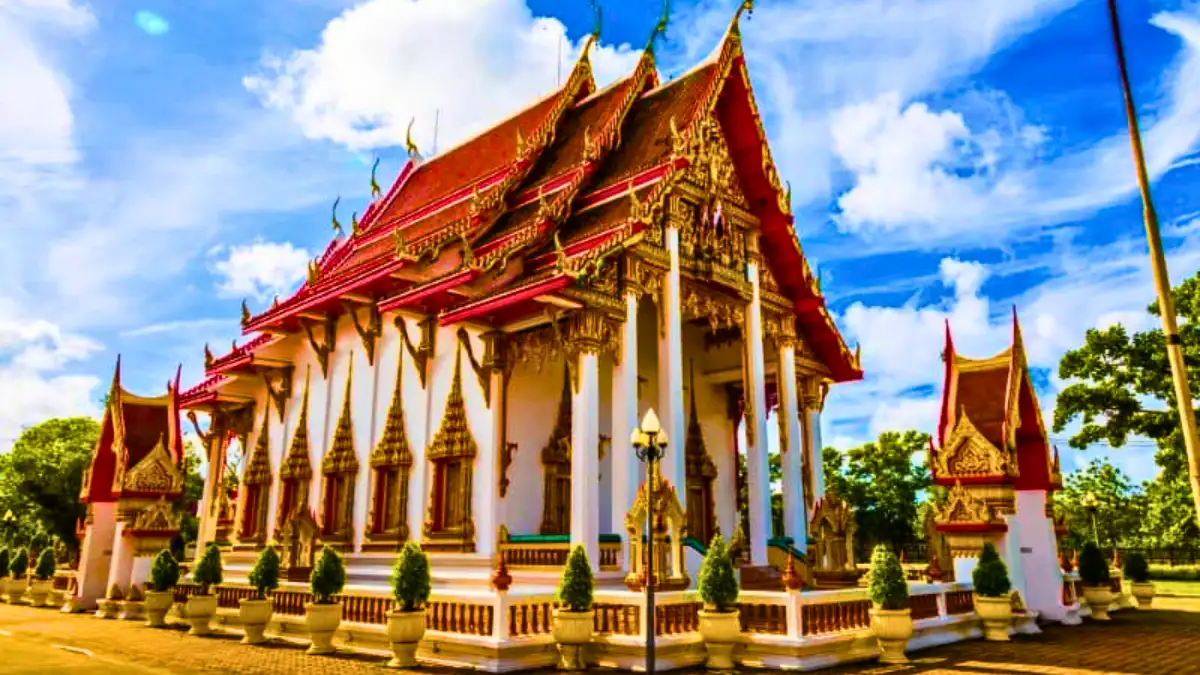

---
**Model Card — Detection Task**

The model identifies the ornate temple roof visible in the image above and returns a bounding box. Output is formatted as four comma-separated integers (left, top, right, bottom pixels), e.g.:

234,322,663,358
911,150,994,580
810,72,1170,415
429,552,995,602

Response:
81,358,184,504
933,309,1060,491
190,5,862,399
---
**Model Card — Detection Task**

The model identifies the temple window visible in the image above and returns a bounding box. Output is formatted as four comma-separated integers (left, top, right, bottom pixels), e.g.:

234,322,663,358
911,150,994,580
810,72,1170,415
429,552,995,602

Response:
366,354,414,548
239,407,272,544
320,364,360,544
422,346,477,552
539,369,572,536
277,369,314,533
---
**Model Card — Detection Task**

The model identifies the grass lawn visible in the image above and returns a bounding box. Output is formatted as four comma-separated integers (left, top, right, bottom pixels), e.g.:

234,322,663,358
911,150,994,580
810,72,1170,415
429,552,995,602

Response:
1152,579,1200,596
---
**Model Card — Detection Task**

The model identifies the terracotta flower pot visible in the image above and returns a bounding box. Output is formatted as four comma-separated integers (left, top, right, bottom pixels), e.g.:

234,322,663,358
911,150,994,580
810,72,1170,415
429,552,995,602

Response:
304,602,343,655
1082,586,1113,621
552,609,594,671
5,578,27,604
974,595,1012,641
26,580,52,607
386,609,426,668
144,591,174,627
871,607,913,664
1131,582,1155,609
698,609,742,670
239,598,274,645
185,594,219,635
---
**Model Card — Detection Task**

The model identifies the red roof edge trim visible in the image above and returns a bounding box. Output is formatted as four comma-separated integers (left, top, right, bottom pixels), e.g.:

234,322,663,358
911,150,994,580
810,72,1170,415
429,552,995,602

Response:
526,221,639,270
207,333,276,374
936,522,1008,534
359,159,418,234
378,268,478,313
934,474,1009,486
439,274,570,326
242,257,406,334
575,160,682,212
510,168,586,209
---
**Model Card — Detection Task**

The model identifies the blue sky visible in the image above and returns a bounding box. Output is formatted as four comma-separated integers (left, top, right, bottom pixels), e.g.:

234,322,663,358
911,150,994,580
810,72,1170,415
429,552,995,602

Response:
2,0,1199,487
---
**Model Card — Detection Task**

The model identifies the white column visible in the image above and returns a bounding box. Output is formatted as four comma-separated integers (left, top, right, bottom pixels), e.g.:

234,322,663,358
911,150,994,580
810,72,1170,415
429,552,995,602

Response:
195,412,226,552
572,349,602,568
807,408,825,501
658,226,686,504
611,290,640,547
778,342,807,552
351,351,380,552
74,502,117,610
474,333,506,558
744,260,772,566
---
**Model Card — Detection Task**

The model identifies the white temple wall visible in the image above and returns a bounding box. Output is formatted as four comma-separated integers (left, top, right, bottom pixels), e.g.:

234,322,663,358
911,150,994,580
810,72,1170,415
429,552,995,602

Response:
503,354,568,535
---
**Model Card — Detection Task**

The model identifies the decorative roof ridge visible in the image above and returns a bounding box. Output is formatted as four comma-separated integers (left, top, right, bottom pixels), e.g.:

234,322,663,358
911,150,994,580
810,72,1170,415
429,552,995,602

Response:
205,333,278,372
359,159,419,234
180,374,227,399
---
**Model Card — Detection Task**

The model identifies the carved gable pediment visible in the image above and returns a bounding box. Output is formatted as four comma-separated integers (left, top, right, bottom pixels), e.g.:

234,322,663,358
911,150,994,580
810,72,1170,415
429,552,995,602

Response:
123,434,183,495
131,497,182,533
937,411,1009,479
935,481,996,525
625,471,686,535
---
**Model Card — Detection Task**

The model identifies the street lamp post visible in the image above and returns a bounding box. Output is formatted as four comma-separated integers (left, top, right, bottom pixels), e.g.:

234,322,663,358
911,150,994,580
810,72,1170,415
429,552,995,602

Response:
630,409,668,675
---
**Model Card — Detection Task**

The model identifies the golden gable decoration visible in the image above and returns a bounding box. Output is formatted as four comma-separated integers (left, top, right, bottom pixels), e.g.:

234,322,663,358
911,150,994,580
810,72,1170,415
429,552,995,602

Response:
422,344,477,552
123,434,183,494
539,367,573,535
366,352,415,547
322,359,360,476
426,348,478,462
370,354,413,470
243,406,272,486
624,467,689,592
131,497,181,533
935,481,996,525
938,410,1010,478
281,368,314,482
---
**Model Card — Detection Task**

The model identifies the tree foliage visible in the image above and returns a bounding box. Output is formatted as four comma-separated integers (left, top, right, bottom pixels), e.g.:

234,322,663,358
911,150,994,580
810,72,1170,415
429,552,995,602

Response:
867,544,908,610
972,543,1012,597
248,546,281,600
1055,458,1147,551
1052,272,1200,541
150,549,181,592
310,545,346,604
556,545,594,613
390,541,431,612
698,533,739,612
822,431,932,555
0,418,99,550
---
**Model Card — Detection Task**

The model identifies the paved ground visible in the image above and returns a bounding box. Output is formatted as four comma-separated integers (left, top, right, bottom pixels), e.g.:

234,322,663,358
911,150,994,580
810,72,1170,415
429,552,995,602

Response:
0,598,1197,674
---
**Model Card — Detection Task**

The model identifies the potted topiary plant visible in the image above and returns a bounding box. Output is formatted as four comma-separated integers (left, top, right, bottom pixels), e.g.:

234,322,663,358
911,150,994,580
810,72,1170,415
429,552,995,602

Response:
1078,542,1112,620
1124,552,1153,609
187,543,224,635
697,533,741,670
971,543,1012,641
5,548,28,604
868,545,911,664
241,546,281,644
552,545,595,671
387,541,431,668
0,547,10,603
305,545,346,655
26,548,57,607
145,549,180,627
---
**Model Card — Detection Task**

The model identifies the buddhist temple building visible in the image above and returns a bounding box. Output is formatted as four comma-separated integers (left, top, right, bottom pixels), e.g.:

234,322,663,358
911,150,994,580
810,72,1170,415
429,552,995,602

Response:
71,359,187,611
930,309,1077,624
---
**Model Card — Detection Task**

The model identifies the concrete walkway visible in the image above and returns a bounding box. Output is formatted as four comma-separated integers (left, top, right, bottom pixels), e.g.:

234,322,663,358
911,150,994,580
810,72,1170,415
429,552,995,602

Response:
0,598,1196,674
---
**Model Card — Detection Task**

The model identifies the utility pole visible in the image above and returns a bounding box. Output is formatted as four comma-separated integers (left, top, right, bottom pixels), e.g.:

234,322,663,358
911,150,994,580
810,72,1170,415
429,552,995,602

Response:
1106,0,1200,528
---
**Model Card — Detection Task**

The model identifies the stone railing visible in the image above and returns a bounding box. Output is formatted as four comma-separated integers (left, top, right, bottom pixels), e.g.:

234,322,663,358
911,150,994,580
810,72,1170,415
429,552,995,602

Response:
499,534,622,571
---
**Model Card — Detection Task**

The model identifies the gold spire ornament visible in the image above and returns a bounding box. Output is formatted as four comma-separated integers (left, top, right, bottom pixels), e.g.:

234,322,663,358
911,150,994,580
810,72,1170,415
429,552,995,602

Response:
645,0,671,53
241,299,252,327
370,157,383,199
332,196,344,237
589,0,602,40
405,118,421,160
351,211,360,235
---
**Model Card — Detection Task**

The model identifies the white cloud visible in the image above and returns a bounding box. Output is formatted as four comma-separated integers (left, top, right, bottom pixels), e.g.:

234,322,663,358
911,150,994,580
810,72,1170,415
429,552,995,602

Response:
209,240,311,303
243,0,642,152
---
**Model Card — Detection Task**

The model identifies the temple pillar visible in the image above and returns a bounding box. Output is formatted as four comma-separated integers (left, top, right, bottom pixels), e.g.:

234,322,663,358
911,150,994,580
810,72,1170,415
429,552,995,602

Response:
743,255,772,567
571,312,604,569
658,226,686,503
72,502,116,611
611,288,640,548
475,332,507,559
777,335,807,552
194,410,229,552
104,521,135,597
799,377,826,518
352,350,380,552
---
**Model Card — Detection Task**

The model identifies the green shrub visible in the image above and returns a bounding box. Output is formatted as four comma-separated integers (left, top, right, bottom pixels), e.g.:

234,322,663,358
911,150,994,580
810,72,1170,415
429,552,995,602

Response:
9,548,28,578
971,543,1011,597
1078,542,1110,586
556,545,594,613
868,545,908,610
698,533,739,612
310,545,346,605
1147,564,1200,581
33,548,56,581
1123,552,1150,583
390,541,432,612
248,546,281,600
192,543,224,594
0,548,9,578
150,550,181,592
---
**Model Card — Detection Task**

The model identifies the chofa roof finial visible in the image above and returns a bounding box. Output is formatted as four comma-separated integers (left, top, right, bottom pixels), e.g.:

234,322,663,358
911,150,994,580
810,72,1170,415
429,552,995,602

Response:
405,118,422,160
331,196,344,237
589,0,602,42
645,0,670,54
370,157,382,199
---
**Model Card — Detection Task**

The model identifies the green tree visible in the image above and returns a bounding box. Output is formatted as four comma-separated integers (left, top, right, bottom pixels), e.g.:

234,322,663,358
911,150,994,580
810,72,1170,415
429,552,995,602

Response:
176,441,205,545
0,418,99,550
1052,272,1200,540
1054,459,1146,551
822,431,932,555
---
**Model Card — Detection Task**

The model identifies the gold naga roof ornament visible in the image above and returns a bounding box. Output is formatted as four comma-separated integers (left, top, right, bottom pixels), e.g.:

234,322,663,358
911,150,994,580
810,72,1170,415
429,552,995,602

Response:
370,157,382,199
241,299,251,327
331,195,344,237
405,117,421,160
351,211,360,236
393,227,419,263
589,0,602,42
645,0,671,54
